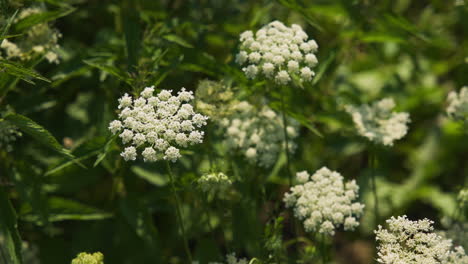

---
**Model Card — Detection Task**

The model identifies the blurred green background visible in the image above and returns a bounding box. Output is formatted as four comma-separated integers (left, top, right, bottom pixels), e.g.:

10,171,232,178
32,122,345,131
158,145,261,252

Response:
0,0,467,263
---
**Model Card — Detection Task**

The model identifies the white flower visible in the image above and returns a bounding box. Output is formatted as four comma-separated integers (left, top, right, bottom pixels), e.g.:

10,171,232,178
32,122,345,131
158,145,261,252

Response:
142,147,157,162
300,67,314,81
141,86,155,98
304,53,318,66
121,146,137,161
119,129,134,144
109,87,208,162
287,60,299,72
283,167,364,236
296,170,310,183
262,63,275,76
0,7,61,63
345,98,411,146
447,86,468,123
219,101,299,167
164,146,181,162
242,65,258,79
236,20,318,85
197,172,232,193
118,93,133,109
275,70,291,85
375,215,468,264
245,147,257,159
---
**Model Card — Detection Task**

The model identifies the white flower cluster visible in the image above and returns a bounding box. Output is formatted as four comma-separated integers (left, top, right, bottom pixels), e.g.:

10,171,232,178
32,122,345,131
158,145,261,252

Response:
220,101,299,167
0,121,22,152
195,80,238,120
192,253,249,264
197,172,232,193
0,7,61,63
109,87,208,162
375,215,468,264
345,98,411,146
71,252,104,264
283,167,364,236
447,86,468,123
236,20,318,85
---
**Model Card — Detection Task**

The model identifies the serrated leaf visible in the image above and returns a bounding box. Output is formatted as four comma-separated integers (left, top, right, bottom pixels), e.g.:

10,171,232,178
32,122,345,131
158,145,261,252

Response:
13,8,75,32
0,188,23,264
4,114,73,159
163,34,194,48
0,59,50,84
20,197,112,222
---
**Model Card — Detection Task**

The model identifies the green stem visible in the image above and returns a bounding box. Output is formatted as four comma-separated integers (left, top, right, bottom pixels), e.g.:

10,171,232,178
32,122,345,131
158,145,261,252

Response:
280,86,292,187
316,234,328,264
369,148,380,226
166,161,192,263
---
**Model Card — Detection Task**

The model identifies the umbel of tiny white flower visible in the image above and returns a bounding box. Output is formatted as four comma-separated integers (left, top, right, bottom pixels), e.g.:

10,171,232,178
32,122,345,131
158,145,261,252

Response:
197,172,232,194
447,86,468,123
236,20,318,85
345,98,411,146
283,167,364,236
219,100,299,168
71,252,104,264
375,215,468,264
109,86,208,162
0,7,61,63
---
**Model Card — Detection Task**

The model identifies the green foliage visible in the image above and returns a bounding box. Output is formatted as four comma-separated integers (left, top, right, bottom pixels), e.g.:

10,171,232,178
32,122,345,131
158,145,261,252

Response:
0,0,467,264
0,188,23,264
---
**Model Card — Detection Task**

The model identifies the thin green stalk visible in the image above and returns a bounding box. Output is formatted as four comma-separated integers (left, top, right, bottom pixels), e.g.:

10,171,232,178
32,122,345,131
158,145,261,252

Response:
279,86,292,187
166,161,192,263
369,148,380,226
320,234,327,264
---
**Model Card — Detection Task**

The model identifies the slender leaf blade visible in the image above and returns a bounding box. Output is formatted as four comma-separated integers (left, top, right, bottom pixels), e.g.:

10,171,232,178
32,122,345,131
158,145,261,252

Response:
0,188,23,264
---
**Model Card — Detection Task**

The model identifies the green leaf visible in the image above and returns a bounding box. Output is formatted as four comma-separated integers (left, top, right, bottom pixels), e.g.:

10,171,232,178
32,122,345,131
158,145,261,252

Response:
131,166,168,186
0,33,22,40
1,10,18,38
4,114,73,159
83,59,133,85
312,50,336,86
20,197,112,222
0,188,23,264
93,135,117,167
13,8,75,32
0,59,50,84
163,34,194,48
287,111,323,138
361,32,406,44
